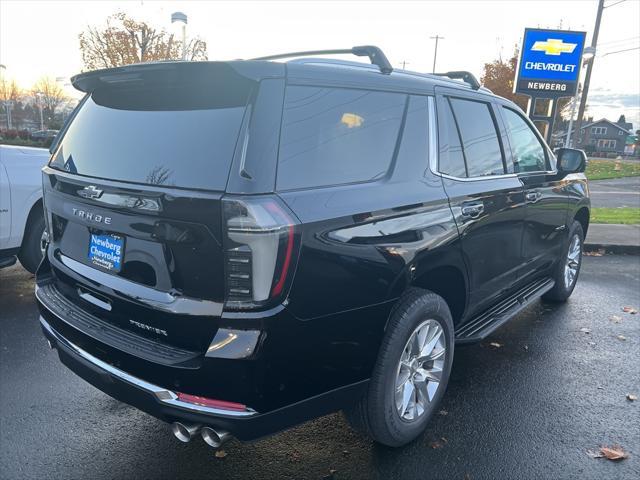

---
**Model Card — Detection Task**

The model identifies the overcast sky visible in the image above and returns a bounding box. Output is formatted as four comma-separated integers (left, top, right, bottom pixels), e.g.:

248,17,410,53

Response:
1,0,638,128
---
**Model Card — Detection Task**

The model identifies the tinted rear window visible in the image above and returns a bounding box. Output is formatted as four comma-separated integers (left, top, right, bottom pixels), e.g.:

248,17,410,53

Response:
50,69,253,191
449,97,505,177
438,99,467,177
277,86,406,191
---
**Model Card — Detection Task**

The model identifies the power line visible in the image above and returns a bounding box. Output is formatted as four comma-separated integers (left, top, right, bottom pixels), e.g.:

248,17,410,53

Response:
597,35,640,46
602,46,640,56
604,0,627,8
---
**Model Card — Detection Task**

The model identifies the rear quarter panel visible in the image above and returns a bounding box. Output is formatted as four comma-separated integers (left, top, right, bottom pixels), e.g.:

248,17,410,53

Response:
0,145,49,249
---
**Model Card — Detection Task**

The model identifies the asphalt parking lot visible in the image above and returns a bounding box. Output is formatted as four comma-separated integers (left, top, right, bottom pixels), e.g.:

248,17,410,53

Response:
1,255,639,480
589,177,640,208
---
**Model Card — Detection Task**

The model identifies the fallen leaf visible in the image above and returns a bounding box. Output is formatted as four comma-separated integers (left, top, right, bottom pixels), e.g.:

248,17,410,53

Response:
627,394,637,401
214,450,227,458
489,342,503,348
429,440,444,449
610,315,622,323
599,445,629,461
579,327,591,334
622,306,638,314
616,335,627,341
586,449,601,459
321,470,337,480
439,409,448,416
584,249,604,257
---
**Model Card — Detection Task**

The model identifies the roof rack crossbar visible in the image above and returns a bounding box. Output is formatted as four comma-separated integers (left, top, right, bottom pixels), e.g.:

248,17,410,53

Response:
251,46,393,75
434,71,481,90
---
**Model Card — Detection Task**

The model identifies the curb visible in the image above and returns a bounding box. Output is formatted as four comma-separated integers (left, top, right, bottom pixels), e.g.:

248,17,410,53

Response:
584,243,640,255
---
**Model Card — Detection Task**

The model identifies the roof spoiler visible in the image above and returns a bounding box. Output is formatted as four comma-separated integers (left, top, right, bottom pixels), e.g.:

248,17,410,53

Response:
434,71,481,90
70,61,278,93
251,45,393,75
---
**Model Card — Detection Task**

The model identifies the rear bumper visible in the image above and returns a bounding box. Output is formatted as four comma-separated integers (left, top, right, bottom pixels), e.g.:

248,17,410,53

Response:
40,315,368,441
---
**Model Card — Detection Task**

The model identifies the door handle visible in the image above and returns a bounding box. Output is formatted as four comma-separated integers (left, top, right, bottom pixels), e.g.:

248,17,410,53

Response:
525,191,542,203
461,202,484,218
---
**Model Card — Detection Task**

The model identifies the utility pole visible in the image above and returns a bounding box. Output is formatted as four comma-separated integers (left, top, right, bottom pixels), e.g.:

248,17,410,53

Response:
571,0,604,147
430,35,444,73
401,60,409,70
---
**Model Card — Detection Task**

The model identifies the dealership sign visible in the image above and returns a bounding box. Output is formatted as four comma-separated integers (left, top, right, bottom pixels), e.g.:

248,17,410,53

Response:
515,28,586,97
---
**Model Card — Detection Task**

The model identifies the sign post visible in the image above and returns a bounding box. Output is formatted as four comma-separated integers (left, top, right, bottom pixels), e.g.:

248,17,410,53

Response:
514,28,586,143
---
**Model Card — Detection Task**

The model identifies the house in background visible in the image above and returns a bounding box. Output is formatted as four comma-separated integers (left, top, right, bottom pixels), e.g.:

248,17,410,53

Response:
577,115,633,155
575,116,633,154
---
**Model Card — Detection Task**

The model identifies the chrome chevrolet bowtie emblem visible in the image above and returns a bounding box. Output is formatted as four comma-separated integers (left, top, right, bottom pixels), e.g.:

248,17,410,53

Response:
78,185,104,199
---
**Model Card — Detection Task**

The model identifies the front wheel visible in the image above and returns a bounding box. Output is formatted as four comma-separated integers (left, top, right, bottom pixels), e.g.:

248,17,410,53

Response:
345,288,454,447
543,220,584,302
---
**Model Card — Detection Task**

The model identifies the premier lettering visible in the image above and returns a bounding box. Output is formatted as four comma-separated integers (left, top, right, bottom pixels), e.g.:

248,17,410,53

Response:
524,61,576,73
527,82,567,91
129,320,168,337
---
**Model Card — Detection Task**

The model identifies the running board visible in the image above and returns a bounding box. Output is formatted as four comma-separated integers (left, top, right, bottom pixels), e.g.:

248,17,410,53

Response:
455,277,555,344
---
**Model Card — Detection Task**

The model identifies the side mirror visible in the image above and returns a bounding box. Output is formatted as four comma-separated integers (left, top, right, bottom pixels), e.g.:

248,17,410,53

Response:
556,148,587,174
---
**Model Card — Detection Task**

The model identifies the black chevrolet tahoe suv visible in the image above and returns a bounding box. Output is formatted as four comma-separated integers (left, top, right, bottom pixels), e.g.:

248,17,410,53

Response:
36,46,590,448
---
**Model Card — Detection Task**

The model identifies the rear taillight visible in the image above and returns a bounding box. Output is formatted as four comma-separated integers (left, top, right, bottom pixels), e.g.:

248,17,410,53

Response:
222,196,299,310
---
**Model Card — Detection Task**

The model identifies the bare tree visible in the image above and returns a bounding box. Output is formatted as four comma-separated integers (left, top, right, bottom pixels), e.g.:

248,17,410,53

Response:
31,77,67,120
79,12,207,71
0,78,21,103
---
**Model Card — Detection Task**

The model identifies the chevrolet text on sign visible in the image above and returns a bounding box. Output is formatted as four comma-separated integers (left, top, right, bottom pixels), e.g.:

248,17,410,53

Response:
515,28,586,97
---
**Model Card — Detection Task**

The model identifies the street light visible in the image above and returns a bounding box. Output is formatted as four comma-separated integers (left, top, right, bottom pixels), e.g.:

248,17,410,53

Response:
564,47,597,148
36,92,44,130
171,11,188,61
582,46,596,61
0,64,13,130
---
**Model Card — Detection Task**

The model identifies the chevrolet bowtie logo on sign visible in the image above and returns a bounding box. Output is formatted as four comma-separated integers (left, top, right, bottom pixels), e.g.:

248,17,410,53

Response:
515,28,586,97
531,39,578,56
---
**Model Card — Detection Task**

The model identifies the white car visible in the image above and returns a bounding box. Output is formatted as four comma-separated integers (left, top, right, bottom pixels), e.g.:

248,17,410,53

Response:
0,145,50,273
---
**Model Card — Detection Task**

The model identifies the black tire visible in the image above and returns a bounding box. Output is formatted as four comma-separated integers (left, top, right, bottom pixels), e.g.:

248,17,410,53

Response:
18,211,46,274
542,220,584,302
345,288,455,447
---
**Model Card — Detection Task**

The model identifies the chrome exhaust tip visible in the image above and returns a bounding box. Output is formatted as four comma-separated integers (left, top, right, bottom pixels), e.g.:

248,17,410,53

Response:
171,422,201,443
201,427,232,448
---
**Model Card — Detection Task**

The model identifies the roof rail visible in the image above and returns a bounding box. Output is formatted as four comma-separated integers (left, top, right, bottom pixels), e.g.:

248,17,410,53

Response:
251,45,393,75
434,71,481,90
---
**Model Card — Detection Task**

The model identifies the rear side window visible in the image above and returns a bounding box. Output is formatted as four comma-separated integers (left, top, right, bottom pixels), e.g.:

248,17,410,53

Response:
50,66,253,191
448,97,505,177
502,107,549,172
438,99,467,177
277,86,406,191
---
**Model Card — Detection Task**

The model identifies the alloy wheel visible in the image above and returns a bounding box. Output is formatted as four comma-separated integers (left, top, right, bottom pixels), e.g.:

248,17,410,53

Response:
564,233,581,289
394,319,446,421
